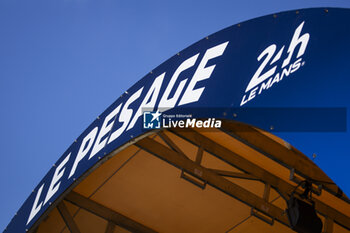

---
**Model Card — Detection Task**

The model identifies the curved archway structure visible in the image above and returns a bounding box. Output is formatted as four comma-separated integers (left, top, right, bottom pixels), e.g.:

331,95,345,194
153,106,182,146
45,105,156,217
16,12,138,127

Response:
5,7,350,233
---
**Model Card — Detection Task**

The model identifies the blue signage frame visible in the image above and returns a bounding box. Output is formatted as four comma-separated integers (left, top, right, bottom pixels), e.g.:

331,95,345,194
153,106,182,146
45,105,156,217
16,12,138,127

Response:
4,7,350,233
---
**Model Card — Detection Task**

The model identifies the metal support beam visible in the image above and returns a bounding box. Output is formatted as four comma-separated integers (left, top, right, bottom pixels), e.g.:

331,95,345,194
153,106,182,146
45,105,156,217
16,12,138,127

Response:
105,221,116,233
251,208,274,226
65,191,157,233
57,201,81,233
221,121,349,204
263,184,271,202
157,131,187,158
290,168,322,196
195,146,204,164
169,129,350,230
171,128,296,193
323,218,334,233
251,184,274,225
207,169,259,180
136,136,290,226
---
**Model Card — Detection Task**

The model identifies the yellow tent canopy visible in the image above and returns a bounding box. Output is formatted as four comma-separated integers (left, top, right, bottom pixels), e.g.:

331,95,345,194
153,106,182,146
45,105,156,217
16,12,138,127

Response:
34,120,350,233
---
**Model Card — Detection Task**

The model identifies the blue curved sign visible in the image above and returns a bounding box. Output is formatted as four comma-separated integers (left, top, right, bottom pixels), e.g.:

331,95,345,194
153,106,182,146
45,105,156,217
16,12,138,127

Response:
4,7,350,233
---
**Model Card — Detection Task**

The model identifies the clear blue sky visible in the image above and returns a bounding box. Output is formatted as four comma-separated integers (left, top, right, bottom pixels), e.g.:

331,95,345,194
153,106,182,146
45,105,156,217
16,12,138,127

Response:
1,0,350,231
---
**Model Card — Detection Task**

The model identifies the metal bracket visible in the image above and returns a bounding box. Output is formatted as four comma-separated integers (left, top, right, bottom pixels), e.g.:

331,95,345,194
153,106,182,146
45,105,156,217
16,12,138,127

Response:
251,208,275,226
289,168,322,196
180,170,207,189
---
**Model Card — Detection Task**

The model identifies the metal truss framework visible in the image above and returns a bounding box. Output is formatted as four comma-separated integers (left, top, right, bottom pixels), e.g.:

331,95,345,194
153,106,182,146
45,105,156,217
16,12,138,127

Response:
135,128,350,233
62,191,157,233
220,121,349,204
39,125,350,233
57,201,81,233
51,191,157,233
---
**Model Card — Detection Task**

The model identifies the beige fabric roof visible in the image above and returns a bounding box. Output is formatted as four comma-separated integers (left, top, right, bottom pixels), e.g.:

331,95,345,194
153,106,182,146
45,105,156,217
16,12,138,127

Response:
34,120,350,233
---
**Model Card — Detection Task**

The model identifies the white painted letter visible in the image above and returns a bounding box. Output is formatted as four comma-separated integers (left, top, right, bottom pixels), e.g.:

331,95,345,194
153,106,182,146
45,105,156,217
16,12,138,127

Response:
127,73,164,131
26,184,45,225
245,44,277,92
282,21,309,68
179,41,229,106
44,153,71,205
90,104,122,159
109,88,143,142
159,54,199,111
68,127,98,179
